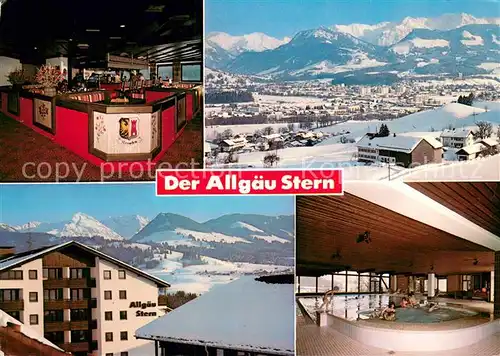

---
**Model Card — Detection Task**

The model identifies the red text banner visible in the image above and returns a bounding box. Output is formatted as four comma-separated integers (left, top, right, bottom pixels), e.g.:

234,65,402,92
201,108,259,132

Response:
156,169,343,196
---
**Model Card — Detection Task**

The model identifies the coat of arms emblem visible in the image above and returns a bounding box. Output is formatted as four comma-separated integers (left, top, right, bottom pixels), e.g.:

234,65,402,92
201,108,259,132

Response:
119,117,139,140
38,103,49,119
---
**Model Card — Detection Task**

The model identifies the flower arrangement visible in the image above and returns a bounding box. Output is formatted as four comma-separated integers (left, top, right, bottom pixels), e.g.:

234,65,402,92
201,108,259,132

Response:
35,65,64,88
7,69,27,85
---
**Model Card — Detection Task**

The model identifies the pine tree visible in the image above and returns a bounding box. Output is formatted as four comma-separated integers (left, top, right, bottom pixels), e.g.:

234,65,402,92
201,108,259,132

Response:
378,124,390,137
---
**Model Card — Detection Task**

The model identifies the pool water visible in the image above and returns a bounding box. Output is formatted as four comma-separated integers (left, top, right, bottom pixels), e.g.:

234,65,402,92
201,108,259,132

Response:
298,295,477,323
359,306,477,323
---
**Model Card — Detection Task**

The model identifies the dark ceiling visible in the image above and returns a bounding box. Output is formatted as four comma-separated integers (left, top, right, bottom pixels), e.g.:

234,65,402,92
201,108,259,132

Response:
0,0,202,64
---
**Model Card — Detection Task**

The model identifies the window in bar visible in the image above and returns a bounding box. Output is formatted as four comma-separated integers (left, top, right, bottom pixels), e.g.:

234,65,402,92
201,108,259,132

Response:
157,65,173,80
181,63,201,82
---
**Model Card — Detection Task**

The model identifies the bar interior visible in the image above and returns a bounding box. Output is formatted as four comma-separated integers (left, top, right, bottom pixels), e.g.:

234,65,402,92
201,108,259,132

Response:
0,0,203,172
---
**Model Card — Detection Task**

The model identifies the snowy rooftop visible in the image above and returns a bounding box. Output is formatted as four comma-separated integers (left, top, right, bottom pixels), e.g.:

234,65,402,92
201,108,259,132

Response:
135,275,294,355
456,143,487,155
479,138,499,147
0,309,65,352
357,134,442,153
440,128,472,138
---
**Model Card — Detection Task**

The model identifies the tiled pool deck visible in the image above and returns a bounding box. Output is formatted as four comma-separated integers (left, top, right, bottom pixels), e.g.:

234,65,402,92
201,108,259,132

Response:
297,298,500,355
297,316,500,356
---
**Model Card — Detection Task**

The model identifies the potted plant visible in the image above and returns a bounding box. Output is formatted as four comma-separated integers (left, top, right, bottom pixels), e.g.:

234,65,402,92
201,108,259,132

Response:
35,65,63,97
7,69,27,90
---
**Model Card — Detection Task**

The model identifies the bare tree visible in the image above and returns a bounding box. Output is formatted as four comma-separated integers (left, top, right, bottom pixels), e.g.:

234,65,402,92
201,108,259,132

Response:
263,151,280,167
475,121,493,140
263,126,274,135
223,152,239,164
221,129,233,139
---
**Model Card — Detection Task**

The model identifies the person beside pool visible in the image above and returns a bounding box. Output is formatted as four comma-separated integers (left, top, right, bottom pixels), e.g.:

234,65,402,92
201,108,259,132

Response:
400,297,409,308
320,286,340,310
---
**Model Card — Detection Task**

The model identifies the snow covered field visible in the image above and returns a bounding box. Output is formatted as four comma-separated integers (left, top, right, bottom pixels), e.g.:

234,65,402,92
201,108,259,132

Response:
210,101,500,180
146,251,291,294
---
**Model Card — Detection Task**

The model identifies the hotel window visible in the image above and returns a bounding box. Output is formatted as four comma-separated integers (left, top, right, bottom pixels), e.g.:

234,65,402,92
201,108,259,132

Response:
106,354,113,356
70,309,89,321
44,288,63,300
118,270,126,279
71,330,89,343
181,63,202,82
7,311,20,320
70,268,89,279
105,311,113,321
0,270,23,280
0,289,21,301
70,288,90,301
44,331,64,344
29,292,38,302
45,310,64,323
120,311,127,320
104,291,112,300
121,353,128,356
120,331,128,341
44,268,63,280
105,332,113,342
29,314,38,325
29,270,38,280
104,270,112,280
119,290,127,300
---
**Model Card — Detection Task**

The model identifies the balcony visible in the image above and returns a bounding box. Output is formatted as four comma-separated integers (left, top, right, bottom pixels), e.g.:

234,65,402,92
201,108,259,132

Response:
44,298,96,310
44,320,94,332
57,342,94,353
43,277,96,289
0,299,24,312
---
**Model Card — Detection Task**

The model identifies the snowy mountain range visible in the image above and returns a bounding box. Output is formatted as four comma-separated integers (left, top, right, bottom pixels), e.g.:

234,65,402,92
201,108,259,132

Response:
206,13,500,83
2,212,294,246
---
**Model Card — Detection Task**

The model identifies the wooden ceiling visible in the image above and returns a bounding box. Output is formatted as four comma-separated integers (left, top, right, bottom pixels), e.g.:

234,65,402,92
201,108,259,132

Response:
406,182,500,238
296,193,494,276
0,0,202,64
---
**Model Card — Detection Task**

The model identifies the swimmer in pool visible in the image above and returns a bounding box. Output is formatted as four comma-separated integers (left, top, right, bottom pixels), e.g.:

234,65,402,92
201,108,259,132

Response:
428,302,439,312
370,301,396,321
400,297,409,308
408,292,419,307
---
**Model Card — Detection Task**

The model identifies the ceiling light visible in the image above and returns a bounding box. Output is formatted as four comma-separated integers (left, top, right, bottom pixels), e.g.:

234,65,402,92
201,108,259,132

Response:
146,5,164,12
86,29,100,32
120,25,125,28
34,47,37,50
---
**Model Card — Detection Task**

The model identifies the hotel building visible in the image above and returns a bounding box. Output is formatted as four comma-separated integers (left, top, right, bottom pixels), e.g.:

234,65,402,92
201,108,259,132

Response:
0,241,170,356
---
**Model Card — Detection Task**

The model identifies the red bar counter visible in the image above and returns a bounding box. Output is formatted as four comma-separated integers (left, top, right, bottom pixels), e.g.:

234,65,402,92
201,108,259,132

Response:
0,87,189,173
